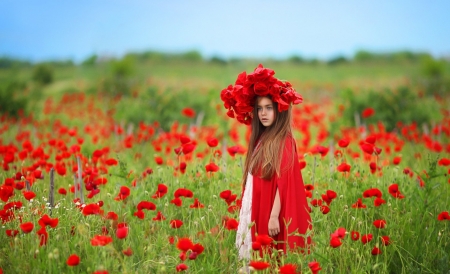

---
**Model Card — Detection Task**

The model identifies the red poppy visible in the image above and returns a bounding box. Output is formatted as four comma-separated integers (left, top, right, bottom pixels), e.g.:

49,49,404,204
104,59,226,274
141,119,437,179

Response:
352,198,367,208
362,107,375,118
311,145,329,157
93,271,108,274
299,161,306,169
279,264,298,274
331,227,346,239
153,211,166,221
176,263,188,272
181,107,196,118
179,135,191,144
381,235,391,246
393,156,402,165
337,163,351,173
310,199,322,207
122,247,133,256
255,234,273,246
37,226,48,246
438,158,450,166
137,201,156,211
177,237,194,252
330,237,342,248
181,143,196,154
388,184,405,199
154,156,163,165
105,158,118,166
189,198,204,208
437,211,450,221
105,211,118,220
22,190,36,201
20,222,34,233
6,229,19,237
58,187,67,195
338,138,350,148
179,162,187,174
249,261,270,270
170,219,183,228
252,241,261,250
82,203,102,216
219,190,237,205
360,143,374,155
38,214,59,228
227,145,246,157
320,205,330,214
134,210,145,219
91,235,113,246
116,225,129,239
373,219,386,229
361,234,373,244
371,247,382,255
304,184,314,191
115,186,130,201
67,254,80,266
192,243,204,255
207,137,219,147
205,163,219,172
170,197,183,207
351,231,360,241
152,184,168,198
225,218,239,230
308,261,322,274
363,188,382,198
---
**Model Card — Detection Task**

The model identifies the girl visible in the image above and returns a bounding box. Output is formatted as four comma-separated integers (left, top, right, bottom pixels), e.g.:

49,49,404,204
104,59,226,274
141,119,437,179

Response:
220,64,312,259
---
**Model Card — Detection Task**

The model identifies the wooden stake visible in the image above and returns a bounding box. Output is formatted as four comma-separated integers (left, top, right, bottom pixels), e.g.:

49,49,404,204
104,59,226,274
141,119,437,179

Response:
77,156,84,204
49,168,55,216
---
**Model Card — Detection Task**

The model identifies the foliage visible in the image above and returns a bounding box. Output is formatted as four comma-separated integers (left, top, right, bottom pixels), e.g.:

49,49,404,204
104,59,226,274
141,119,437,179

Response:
32,63,54,86
0,57,31,69
81,54,98,66
339,86,441,132
0,79,28,117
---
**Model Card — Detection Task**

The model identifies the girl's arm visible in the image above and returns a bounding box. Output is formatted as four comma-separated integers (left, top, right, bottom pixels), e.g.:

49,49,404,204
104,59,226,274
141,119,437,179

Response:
268,188,280,236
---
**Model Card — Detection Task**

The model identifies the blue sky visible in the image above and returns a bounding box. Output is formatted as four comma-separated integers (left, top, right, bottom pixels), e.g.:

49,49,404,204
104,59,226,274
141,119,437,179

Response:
1,1,449,62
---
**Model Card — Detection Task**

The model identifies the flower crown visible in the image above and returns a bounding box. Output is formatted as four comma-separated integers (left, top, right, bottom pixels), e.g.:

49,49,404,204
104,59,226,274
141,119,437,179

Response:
220,64,302,125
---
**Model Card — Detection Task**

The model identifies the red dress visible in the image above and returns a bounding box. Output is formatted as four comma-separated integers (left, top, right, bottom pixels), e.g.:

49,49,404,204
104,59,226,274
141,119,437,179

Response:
251,136,312,253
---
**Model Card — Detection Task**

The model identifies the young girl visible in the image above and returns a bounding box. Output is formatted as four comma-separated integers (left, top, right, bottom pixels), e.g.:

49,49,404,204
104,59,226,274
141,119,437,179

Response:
220,64,312,259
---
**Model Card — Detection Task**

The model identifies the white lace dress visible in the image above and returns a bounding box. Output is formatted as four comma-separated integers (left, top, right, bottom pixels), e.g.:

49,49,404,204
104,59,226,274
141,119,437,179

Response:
235,173,253,259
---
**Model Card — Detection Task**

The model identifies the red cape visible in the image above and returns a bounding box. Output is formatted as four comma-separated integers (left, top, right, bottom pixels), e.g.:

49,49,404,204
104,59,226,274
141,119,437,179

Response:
251,136,312,253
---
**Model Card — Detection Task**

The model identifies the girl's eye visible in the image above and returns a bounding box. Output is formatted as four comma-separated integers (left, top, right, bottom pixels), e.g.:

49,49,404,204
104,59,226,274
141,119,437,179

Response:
267,106,272,110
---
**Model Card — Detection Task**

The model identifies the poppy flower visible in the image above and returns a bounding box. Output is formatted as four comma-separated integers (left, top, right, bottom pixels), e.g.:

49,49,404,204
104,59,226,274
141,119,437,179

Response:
122,247,133,256
255,234,273,246
170,197,182,207
22,190,36,201
308,261,322,274
279,264,298,274
351,231,360,241
330,237,342,248
177,237,194,252
381,236,391,246
362,107,375,118
116,225,129,239
393,156,402,165
373,219,386,229
115,186,130,201
338,138,350,148
337,163,351,173
189,198,204,208
310,199,322,207
137,201,156,211
304,184,314,191
181,107,196,118
38,214,59,228
179,135,191,144
93,271,108,274
249,261,270,270
6,229,19,237
154,156,163,165
363,188,382,198
105,211,118,220
374,197,386,207
252,241,261,250
360,143,374,155
67,254,80,266
82,203,102,216
176,263,188,272
58,187,67,195
371,247,382,255
105,158,118,166
352,198,367,208
153,211,166,221
225,218,239,230
435,157,450,166
152,184,168,199
37,226,48,246
331,227,346,239
437,211,450,221
170,219,183,228
179,162,187,174
20,222,34,233
207,137,219,147
227,145,246,157
320,205,330,214
388,184,405,199
91,235,113,246
311,145,329,157
181,143,196,154
361,234,373,244
205,163,219,173
133,210,145,219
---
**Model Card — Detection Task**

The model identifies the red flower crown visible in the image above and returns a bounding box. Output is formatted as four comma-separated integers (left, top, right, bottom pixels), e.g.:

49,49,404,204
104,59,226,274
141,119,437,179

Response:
220,64,302,125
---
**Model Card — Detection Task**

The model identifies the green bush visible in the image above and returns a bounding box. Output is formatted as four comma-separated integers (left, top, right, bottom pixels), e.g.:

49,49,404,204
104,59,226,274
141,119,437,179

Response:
0,80,28,117
339,86,441,132
32,63,53,85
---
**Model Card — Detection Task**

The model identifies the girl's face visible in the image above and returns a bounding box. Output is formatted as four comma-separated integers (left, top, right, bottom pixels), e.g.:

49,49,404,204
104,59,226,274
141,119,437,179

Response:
257,96,275,127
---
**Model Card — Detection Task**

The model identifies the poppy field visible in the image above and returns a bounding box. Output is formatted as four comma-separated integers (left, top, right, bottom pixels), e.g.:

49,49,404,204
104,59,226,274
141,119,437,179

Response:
0,60,449,273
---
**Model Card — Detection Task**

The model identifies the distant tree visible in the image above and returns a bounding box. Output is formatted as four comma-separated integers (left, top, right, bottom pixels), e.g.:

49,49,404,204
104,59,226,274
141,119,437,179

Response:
181,50,203,62
209,56,228,65
327,56,348,65
32,64,53,85
288,55,305,64
82,54,97,66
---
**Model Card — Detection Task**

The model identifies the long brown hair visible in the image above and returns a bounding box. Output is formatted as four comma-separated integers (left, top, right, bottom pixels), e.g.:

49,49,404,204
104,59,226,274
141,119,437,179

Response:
242,96,295,184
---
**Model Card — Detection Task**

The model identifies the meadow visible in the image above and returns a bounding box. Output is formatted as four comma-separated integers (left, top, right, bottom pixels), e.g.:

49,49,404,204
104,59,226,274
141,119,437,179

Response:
0,54,449,273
